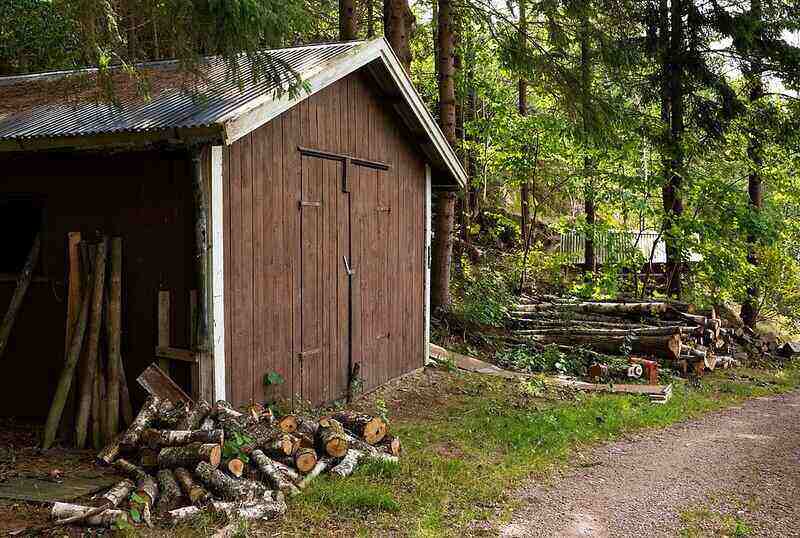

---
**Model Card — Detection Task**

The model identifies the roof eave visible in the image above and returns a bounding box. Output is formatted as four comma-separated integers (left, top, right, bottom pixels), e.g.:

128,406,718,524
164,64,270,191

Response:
220,38,467,189
0,124,224,153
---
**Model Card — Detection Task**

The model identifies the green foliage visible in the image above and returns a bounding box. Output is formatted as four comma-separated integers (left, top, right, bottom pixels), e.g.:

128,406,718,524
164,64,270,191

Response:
495,344,583,376
263,371,285,387
222,431,254,464
455,266,514,327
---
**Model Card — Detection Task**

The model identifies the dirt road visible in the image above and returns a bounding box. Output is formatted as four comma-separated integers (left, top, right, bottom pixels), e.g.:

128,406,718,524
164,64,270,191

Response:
500,391,800,537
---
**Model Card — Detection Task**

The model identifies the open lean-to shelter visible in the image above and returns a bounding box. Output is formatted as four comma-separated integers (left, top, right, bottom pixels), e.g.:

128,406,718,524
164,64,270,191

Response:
0,38,466,419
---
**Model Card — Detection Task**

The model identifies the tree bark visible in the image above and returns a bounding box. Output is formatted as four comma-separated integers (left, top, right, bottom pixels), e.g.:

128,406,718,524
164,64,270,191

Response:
155,469,183,514
113,458,150,482
210,498,287,521
329,449,364,477
177,399,212,431
293,447,319,473
0,233,40,361
119,395,161,450
514,301,668,316
518,0,530,245
316,418,349,458
385,0,413,72
50,503,126,527
100,479,135,507
194,461,268,501
741,0,764,328
250,449,301,496
430,0,458,311
339,0,357,40
76,238,108,448
173,466,211,505
142,428,223,449
662,0,685,298
525,333,682,360
298,458,332,489
157,442,221,469
105,237,122,441
331,411,387,444
42,254,95,450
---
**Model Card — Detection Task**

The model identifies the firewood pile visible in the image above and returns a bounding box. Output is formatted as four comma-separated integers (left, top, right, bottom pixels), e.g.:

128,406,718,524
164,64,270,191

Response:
509,295,782,377
47,398,399,530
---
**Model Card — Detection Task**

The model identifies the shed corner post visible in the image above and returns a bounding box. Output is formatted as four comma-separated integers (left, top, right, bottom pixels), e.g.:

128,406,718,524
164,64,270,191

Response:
191,144,226,403
424,164,432,365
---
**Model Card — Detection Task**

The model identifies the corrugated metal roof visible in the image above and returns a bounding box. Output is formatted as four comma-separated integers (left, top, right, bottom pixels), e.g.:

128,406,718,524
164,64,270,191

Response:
0,41,362,142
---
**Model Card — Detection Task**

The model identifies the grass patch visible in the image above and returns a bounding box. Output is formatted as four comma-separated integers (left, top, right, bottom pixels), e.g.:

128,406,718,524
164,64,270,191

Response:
272,362,800,537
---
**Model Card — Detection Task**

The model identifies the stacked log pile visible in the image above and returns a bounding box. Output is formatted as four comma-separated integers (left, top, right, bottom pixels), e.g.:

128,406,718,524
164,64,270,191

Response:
509,295,773,376
52,400,399,530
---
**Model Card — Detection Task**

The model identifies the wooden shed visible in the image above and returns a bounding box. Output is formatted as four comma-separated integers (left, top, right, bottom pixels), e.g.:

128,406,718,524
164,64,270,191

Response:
0,39,466,418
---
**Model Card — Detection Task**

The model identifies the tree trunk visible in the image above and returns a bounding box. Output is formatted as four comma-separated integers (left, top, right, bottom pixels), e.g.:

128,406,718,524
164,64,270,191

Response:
339,0,357,40
173,467,211,505
298,458,332,490
316,418,349,458
119,395,161,450
176,399,212,431
514,301,668,316
516,326,684,337
105,237,122,441
584,181,596,272
430,0,458,310
100,479,135,507
50,503,127,527
194,461,268,501
525,333,682,360
155,469,183,515
157,442,222,469
250,449,301,496
76,238,108,448
385,0,412,72
741,0,764,328
518,0,530,245
663,0,685,298
330,449,364,477
142,428,224,449
0,233,40,361
113,458,150,482
210,498,287,521
42,254,96,450
331,411,387,444
293,447,319,473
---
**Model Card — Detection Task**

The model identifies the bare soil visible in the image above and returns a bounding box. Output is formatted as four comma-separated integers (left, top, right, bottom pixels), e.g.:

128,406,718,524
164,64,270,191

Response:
500,390,800,537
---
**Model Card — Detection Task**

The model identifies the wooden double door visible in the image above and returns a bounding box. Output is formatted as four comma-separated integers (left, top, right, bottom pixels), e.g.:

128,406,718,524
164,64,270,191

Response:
296,148,392,404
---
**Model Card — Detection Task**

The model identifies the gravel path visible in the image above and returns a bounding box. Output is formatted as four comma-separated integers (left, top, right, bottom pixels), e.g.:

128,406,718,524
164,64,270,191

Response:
499,391,800,537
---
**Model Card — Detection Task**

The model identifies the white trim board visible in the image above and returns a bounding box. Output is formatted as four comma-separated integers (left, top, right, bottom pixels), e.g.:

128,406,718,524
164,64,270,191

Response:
424,164,432,363
210,145,227,401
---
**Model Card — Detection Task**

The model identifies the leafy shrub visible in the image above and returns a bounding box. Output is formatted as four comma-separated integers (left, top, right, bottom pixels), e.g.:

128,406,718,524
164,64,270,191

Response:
495,345,583,376
455,268,513,327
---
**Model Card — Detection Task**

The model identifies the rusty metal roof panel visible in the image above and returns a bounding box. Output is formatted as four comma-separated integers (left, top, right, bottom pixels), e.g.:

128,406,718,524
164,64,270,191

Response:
0,41,362,142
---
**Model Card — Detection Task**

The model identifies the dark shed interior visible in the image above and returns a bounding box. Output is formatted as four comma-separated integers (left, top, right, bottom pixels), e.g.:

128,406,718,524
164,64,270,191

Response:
0,149,195,419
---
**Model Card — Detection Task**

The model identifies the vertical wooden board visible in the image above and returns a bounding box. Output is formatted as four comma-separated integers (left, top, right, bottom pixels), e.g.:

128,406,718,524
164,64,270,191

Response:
272,116,292,404
413,158,425,366
390,133,401,381
227,142,242,403
241,134,256,405
350,165,363,393
223,147,233,400
282,107,302,407
252,127,267,404
336,170,350,401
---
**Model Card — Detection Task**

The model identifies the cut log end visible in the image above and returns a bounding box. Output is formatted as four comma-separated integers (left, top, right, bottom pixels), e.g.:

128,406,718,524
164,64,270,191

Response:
227,458,245,478
294,447,318,474
362,418,387,445
277,415,298,434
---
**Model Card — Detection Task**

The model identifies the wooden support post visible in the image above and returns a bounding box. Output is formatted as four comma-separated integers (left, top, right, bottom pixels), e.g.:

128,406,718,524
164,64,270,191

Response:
191,147,214,401
105,237,122,440
158,290,171,374
0,233,41,360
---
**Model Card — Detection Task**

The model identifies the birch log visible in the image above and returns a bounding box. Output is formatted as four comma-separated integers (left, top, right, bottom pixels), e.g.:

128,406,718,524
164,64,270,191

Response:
250,449,300,496
50,502,126,527
75,238,108,448
174,467,211,505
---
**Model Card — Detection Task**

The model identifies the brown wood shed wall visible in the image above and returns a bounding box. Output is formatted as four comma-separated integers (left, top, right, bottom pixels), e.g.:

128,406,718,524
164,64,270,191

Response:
223,70,426,407
0,150,196,418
